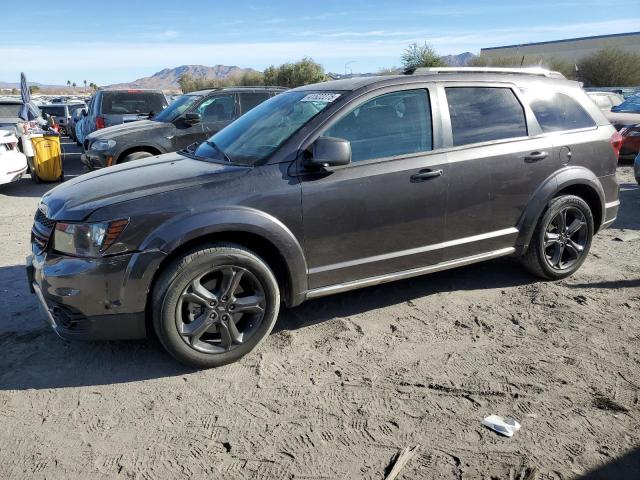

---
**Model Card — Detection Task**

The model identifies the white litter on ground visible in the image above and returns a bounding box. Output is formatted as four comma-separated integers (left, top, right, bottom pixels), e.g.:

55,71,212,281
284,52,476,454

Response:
482,415,521,437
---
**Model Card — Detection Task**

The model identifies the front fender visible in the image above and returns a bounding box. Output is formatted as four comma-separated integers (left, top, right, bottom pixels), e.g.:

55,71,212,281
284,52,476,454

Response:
140,206,308,306
516,166,605,253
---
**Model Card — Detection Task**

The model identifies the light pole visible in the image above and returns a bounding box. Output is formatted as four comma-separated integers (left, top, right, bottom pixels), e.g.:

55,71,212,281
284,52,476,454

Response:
344,61,356,76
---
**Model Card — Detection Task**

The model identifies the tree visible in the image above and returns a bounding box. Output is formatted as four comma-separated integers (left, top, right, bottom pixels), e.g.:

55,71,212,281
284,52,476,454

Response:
66,80,71,88
263,58,326,88
72,82,77,88
577,47,640,87
469,55,577,80
401,42,446,74
11,88,17,95
83,80,87,90
30,85,40,94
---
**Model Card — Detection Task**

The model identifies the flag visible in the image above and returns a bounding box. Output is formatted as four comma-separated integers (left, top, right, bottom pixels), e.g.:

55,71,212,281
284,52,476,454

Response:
18,72,37,121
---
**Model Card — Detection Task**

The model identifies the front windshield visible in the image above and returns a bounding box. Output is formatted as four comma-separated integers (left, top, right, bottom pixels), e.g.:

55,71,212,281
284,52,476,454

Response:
153,94,202,122
192,91,341,165
612,95,640,113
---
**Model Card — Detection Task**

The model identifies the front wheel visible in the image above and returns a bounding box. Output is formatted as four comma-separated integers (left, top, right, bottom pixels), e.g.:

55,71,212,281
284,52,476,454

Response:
120,151,153,164
521,195,594,280
152,243,280,368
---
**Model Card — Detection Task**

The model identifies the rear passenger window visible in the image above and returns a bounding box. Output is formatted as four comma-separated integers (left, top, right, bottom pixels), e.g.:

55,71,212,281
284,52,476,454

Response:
445,87,527,146
526,92,596,132
239,93,269,115
324,89,432,163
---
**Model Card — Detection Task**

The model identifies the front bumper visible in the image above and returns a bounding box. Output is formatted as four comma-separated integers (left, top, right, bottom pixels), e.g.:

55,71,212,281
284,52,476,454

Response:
27,248,166,341
0,166,27,185
81,150,112,170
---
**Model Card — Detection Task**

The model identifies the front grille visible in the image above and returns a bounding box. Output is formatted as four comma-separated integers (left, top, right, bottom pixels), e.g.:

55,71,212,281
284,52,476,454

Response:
32,208,55,251
34,209,56,229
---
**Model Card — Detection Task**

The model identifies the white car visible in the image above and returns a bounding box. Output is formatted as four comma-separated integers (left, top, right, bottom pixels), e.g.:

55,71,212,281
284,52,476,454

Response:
0,131,28,185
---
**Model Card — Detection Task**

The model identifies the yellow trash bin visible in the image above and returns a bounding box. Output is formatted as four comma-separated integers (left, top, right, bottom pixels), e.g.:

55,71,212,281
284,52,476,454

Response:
31,134,63,182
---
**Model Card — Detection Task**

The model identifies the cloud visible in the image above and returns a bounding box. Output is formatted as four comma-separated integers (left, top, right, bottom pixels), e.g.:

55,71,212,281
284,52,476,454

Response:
159,30,179,39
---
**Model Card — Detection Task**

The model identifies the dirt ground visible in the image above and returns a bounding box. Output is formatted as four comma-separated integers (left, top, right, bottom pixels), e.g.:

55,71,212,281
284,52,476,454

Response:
0,140,638,479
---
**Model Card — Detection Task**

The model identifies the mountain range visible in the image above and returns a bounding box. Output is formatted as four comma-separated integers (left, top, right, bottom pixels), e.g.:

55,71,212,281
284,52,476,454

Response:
1,54,477,92
107,64,258,90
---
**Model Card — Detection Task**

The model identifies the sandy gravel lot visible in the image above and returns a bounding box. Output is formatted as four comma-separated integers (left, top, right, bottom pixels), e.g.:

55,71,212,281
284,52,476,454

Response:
0,140,638,479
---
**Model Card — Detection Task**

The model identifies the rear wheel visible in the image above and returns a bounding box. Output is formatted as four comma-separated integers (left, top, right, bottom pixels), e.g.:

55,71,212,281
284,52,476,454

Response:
521,195,594,280
120,151,153,164
152,243,280,368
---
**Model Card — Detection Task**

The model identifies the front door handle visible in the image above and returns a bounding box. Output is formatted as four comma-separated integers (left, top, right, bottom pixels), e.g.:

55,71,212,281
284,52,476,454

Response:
524,151,549,162
411,169,443,182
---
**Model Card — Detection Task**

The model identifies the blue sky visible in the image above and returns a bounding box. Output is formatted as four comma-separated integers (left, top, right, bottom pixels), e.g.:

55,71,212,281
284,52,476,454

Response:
1,0,638,85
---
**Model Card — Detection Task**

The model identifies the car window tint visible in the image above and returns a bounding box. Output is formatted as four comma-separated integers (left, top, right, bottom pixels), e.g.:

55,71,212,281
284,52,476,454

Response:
198,94,235,121
445,87,527,146
527,92,596,132
0,104,21,117
101,92,166,115
324,89,432,163
41,106,65,117
239,93,270,115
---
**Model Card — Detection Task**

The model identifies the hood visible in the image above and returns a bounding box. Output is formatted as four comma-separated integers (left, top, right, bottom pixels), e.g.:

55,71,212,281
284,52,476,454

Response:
87,119,169,141
41,152,248,221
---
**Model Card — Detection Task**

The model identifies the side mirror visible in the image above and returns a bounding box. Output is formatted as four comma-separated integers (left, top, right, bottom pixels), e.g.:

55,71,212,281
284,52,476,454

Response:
82,109,88,117
307,136,351,168
42,112,49,120
184,113,201,125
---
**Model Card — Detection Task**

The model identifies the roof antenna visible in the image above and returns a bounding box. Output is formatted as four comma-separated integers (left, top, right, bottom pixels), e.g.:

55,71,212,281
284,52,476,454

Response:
520,56,525,67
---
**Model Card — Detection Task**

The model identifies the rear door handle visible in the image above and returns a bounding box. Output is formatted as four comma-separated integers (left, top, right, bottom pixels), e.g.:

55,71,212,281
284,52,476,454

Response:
411,169,443,182
524,151,549,162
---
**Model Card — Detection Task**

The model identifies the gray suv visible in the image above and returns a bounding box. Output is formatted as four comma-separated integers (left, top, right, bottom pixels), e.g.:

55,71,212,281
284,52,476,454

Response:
81,87,285,169
27,68,620,368
76,89,168,147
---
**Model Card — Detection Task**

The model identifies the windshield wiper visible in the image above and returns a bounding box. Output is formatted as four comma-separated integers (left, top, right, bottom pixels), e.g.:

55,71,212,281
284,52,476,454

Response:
206,140,233,163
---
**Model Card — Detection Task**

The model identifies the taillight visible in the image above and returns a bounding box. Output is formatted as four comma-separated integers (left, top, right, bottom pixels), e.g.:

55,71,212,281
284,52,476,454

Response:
610,131,623,159
96,116,105,129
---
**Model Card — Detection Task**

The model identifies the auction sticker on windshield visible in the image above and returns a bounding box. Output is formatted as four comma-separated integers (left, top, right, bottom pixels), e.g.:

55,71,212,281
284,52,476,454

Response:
300,93,341,103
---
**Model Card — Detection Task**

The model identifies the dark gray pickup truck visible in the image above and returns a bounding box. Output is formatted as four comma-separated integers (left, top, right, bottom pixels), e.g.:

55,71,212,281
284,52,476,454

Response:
81,86,286,169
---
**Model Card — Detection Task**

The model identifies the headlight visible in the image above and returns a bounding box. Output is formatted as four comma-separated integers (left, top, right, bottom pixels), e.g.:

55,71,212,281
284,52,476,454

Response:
91,139,116,151
53,219,129,257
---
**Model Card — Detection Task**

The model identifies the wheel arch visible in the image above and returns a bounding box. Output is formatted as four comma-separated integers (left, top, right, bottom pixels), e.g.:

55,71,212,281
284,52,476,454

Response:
516,167,605,254
115,145,163,164
143,207,308,313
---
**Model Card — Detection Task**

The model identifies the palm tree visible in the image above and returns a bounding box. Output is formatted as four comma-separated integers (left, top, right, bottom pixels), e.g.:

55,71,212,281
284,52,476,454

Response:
72,82,76,88
66,80,71,88
83,80,87,91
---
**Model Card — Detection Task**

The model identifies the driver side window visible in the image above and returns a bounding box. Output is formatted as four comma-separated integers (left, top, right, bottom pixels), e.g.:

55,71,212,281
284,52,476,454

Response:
324,89,432,163
198,94,235,122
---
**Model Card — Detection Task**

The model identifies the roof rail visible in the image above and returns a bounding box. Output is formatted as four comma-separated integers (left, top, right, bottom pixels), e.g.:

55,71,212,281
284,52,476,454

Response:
413,66,566,79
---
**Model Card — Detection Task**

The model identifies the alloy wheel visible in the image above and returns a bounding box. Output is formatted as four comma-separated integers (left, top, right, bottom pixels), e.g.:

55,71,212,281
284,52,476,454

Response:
543,206,588,271
176,265,266,354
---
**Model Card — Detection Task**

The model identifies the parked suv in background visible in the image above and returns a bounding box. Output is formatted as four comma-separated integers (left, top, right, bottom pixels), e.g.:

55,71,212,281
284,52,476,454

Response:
587,91,624,113
81,87,285,169
39,102,86,136
28,68,620,368
76,89,168,147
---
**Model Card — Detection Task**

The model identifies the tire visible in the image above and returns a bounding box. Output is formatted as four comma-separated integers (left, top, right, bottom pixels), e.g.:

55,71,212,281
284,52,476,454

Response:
521,195,594,280
120,151,153,164
152,243,280,368
27,158,41,184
